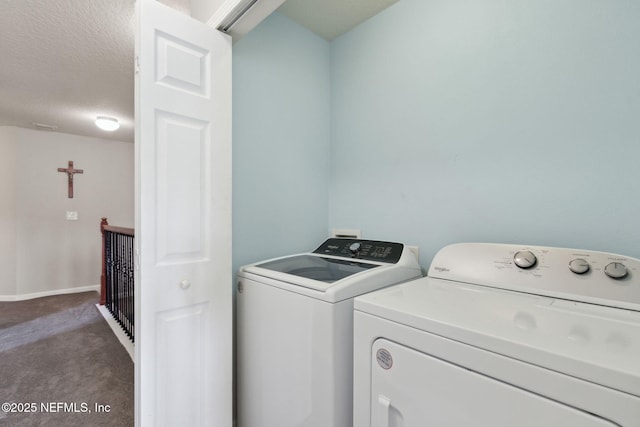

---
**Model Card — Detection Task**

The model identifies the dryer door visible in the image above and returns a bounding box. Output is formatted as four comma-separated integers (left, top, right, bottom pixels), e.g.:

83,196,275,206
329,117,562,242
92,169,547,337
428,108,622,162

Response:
370,339,617,427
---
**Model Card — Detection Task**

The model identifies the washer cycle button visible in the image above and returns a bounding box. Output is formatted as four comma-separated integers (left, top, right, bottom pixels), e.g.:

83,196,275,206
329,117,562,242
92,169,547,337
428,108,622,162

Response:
569,258,590,274
604,262,628,279
349,242,362,256
514,250,537,269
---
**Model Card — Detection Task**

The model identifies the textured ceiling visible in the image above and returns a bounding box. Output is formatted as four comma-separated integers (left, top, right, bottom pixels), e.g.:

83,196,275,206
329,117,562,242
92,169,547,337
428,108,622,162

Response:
0,0,188,143
0,0,397,144
0,0,137,142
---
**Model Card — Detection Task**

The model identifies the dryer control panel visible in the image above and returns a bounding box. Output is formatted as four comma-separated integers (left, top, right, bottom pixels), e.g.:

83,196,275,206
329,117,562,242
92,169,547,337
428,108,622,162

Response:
313,238,404,264
428,243,640,311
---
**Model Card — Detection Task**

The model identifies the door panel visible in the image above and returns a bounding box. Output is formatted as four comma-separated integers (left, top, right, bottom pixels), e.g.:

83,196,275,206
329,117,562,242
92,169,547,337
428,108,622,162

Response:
136,1,232,425
371,339,617,427
155,111,208,264
155,303,209,426
155,31,210,95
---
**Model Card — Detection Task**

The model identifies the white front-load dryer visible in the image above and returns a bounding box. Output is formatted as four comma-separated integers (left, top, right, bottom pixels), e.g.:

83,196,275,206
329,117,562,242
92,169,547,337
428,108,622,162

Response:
236,238,421,427
354,243,640,426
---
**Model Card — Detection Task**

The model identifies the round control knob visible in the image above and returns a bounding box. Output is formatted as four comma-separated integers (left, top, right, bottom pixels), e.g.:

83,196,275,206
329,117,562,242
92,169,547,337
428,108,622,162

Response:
604,262,628,279
513,250,537,269
568,258,590,274
349,242,362,255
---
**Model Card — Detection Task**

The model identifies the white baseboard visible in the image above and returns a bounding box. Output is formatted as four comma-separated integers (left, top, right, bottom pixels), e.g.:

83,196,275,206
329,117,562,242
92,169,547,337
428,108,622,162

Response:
0,284,100,302
96,304,135,362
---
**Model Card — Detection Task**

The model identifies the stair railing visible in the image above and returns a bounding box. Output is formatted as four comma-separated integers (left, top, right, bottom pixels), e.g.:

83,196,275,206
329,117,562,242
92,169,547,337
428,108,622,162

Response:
100,217,135,342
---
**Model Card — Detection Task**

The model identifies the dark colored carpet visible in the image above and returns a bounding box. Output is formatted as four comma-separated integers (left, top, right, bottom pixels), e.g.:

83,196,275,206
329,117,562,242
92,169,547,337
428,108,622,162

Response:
0,291,133,426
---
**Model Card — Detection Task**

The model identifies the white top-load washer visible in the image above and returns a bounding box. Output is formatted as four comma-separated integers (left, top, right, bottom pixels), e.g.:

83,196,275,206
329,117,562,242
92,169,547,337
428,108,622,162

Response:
236,238,421,427
354,243,640,427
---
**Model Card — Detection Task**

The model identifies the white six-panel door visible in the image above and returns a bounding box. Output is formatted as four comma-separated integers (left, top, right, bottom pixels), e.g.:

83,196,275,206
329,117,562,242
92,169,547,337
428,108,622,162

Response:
135,1,232,425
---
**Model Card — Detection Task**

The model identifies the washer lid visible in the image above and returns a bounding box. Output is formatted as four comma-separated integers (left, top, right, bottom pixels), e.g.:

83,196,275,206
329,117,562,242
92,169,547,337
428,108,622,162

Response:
239,238,421,301
255,254,379,283
355,277,640,397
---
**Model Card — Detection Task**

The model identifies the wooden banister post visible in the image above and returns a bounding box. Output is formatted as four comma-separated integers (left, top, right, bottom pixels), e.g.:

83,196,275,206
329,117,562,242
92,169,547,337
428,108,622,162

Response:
100,217,108,305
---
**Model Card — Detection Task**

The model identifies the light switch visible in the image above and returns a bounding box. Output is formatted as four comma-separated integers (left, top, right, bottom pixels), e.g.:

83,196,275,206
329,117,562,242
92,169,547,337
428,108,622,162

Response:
66,211,78,221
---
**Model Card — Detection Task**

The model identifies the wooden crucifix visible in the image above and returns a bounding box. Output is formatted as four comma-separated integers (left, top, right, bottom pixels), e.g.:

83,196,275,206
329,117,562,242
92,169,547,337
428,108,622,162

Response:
57,160,84,198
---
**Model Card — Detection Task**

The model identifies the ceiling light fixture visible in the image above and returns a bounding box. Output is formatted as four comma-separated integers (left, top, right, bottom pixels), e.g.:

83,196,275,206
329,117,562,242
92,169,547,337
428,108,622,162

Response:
95,116,120,131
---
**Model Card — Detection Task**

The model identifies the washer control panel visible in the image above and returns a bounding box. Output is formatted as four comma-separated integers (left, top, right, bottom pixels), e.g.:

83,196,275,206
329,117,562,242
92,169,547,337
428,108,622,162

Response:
513,251,631,280
429,243,640,311
313,238,404,263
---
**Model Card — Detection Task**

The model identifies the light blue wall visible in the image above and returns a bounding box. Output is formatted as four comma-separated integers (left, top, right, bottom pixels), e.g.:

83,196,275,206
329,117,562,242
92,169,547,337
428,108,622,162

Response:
233,2,640,271
232,12,331,273
330,0,640,266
